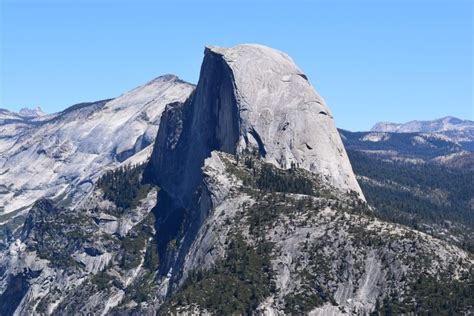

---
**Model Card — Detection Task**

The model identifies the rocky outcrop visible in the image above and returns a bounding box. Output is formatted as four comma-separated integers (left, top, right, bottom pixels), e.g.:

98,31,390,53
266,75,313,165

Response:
148,44,363,209
0,169,161,315
209,45,362,197
146,44,366,299
18,107,46,119
159,152,473,315
371,116,473,134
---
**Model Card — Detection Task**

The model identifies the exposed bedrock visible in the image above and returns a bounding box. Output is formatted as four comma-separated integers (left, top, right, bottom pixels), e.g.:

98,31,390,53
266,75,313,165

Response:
146,44,365,295
147,44,364,207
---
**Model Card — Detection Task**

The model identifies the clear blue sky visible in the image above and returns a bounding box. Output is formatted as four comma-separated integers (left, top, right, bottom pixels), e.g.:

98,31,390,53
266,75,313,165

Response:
1,0,472,131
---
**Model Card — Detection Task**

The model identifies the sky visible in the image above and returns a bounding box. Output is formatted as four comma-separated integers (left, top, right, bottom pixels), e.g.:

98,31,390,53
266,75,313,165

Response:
0,0,472,131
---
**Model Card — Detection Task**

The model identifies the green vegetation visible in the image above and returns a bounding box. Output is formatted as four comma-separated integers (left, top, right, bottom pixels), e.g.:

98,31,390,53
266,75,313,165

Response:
0,206,30,244
375,273,474,315
97,163,153,211
284,291,325,314
35,298,48,313
0,214,25,244
165,235,275,314
91,270,114,291
223,155,341,201
120,234,145,270
256,163,314,195
121,271,156,304
24,203,95,269
245,193,320,238
283,261,334,313
282,242,336,313
341,130,462,160
119,212,158,271
348,150,474,252
144,235,160,271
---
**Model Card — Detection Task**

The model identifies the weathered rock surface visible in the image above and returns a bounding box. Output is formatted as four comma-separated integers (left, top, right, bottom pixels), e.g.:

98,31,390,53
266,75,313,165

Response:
148,44,363,208
0,171,160,315
160,152,473,315
0,75,193,217
210,45,362,197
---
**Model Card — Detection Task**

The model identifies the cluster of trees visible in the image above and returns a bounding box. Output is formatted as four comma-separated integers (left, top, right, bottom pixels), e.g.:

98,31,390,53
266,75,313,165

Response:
255,163,314,196
348,150,474,251
374,274,474,315
96,163,151,210
166,235,274,314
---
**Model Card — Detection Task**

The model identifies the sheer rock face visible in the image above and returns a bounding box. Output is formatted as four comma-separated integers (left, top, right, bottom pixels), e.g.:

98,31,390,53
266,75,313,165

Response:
149,44,364,206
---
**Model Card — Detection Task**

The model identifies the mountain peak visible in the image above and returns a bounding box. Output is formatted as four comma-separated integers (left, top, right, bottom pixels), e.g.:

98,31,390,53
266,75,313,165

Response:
145,74,192,87
2,45,472,316
18,106,45,118
441,116,464,124
149,44,364,206
205,44,307,82
150,74,179,82
207,44,362,196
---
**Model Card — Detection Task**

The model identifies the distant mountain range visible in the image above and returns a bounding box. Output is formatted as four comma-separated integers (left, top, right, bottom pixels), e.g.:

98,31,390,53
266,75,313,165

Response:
340,116,474,170
371,116,473,133
0,107,46,122
340,129,474,169
340,117,474,254
371,116,474,151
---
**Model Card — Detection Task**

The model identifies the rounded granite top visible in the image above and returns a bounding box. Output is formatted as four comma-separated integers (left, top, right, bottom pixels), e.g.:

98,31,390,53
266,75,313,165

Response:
204,44,304,76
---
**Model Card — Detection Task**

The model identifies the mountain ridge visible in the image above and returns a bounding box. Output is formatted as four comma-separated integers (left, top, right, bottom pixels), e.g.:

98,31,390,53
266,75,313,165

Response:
0,74,194,223
371,116,473,133
0,45,472,315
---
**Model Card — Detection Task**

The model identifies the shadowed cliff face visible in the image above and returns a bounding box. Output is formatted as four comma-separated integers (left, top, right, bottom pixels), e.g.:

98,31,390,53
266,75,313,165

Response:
147,48,240,208
0,271,32,316
145,49,241,287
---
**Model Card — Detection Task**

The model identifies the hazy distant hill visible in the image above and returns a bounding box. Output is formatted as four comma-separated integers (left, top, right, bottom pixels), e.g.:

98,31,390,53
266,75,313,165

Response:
340,128,474,252
371,116,474,151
